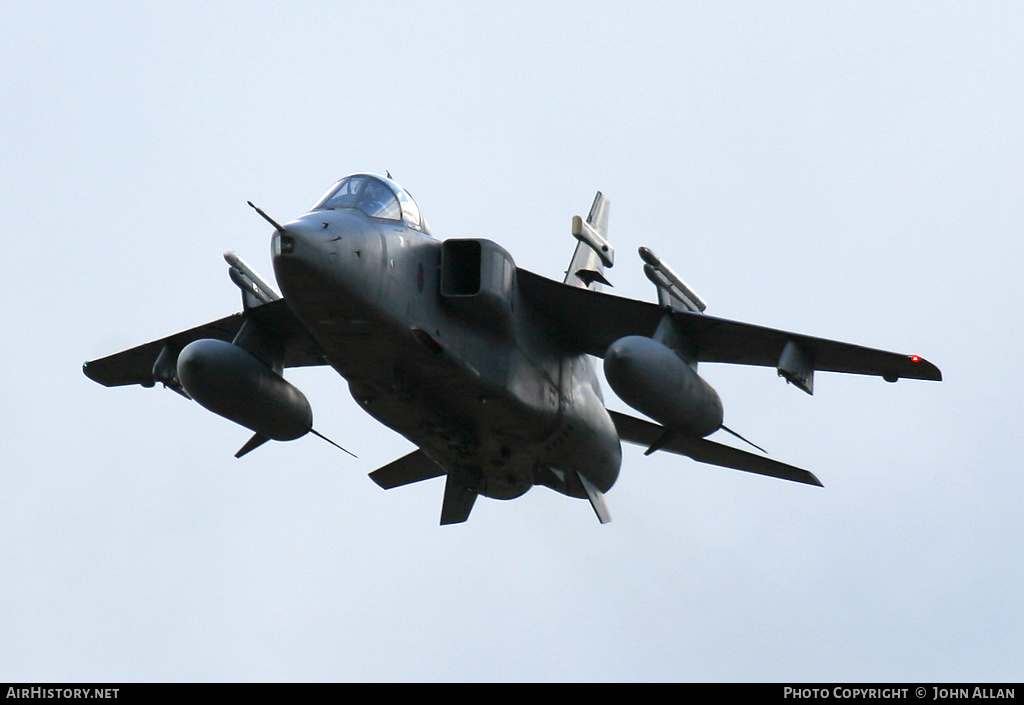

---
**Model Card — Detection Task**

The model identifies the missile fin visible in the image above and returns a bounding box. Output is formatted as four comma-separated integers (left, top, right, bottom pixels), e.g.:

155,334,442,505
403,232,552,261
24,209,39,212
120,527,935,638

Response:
235,433,270,458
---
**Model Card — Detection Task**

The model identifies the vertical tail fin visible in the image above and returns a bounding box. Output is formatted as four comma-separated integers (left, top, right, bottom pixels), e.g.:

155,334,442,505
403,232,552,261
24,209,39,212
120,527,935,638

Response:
564,192,613,289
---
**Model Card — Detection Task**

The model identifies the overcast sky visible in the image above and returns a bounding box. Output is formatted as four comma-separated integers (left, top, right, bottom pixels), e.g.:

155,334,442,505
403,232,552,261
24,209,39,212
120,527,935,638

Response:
1,1,1021,682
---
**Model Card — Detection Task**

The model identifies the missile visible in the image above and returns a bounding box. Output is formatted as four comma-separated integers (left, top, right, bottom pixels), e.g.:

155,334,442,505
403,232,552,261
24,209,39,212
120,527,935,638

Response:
639,247,706,313
225,251,281,306
604,335,723,438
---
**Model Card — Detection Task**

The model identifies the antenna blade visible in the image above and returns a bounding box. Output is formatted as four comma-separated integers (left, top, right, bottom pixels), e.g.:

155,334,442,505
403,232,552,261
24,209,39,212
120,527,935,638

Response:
311,428,357,458
719,425,768,455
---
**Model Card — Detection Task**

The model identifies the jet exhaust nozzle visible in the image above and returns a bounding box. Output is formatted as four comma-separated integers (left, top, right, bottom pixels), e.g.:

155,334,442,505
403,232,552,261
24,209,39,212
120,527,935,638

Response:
604,336,723,438
177,338,313,441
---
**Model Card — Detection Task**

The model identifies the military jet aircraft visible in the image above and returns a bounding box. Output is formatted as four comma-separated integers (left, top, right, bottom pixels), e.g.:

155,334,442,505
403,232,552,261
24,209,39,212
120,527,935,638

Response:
83,173,942,525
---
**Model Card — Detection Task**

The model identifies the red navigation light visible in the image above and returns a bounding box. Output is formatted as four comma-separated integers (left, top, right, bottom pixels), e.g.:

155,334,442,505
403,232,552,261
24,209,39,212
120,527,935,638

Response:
910,355,921,362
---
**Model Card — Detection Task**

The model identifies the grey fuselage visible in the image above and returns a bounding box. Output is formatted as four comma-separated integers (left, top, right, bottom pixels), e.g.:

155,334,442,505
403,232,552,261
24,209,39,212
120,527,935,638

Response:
271,203,621,504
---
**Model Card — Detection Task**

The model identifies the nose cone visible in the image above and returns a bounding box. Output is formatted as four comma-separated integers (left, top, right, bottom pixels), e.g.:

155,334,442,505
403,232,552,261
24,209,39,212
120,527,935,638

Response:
274,212,374,295
272,215,337,279
272,210,381,316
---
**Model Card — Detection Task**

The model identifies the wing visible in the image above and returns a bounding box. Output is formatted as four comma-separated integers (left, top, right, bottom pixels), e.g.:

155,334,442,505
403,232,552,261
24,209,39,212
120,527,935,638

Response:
517,268,941,383
83,298,326,389
609,410,822,486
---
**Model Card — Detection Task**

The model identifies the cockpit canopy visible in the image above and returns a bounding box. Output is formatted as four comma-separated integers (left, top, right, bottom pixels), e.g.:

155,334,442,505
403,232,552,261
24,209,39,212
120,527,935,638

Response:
311,174,429,234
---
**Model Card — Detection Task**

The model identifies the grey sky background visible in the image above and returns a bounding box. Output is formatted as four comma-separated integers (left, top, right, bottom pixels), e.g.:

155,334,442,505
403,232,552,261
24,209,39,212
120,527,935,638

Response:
1,1,1021,682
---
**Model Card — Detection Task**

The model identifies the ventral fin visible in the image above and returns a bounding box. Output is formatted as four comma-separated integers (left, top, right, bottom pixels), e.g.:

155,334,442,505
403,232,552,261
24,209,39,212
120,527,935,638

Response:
440,472,478,525
577,471,612,524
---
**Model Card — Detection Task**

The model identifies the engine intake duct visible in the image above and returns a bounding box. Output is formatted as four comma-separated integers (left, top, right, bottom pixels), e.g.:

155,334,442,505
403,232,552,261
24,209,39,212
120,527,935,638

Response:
439,239,516,335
